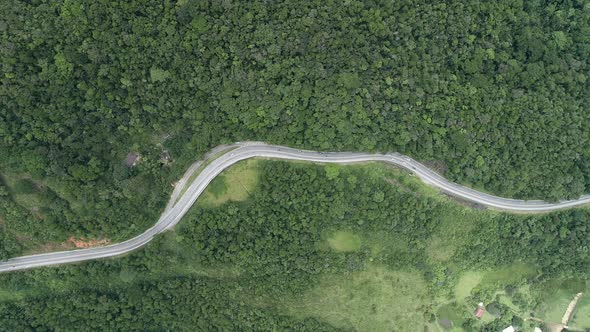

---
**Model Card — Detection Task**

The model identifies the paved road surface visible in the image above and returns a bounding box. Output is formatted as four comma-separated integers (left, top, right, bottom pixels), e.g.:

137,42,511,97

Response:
1,142,589,273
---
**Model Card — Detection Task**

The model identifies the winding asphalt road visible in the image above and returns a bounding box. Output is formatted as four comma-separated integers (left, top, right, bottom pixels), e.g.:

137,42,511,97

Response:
1,142,589,273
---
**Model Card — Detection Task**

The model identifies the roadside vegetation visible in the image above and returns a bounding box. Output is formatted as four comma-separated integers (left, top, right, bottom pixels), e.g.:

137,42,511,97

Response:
0,162,171,259
1,160,589,330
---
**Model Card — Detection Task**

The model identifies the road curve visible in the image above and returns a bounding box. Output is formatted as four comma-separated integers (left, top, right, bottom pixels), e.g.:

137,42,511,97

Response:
1,142,589,273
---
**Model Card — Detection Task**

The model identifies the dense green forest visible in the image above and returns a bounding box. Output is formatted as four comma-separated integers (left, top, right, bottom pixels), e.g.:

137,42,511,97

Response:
1,1,590,329
1,0,590,251
1,161,589,331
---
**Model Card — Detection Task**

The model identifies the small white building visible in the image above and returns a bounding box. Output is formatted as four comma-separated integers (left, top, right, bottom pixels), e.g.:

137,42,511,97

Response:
502,326,515,332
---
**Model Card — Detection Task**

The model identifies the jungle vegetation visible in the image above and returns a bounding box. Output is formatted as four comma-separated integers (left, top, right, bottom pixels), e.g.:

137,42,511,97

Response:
0,161,589,331
1,0,590,330
1,0,590,253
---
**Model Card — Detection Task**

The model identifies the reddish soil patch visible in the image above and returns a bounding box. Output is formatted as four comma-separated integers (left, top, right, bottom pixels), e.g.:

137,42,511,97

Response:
20,236,111,256
67,236,110,248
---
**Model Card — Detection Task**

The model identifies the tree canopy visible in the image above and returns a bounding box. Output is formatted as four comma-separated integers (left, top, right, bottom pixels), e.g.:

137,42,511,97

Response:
2,0,590,206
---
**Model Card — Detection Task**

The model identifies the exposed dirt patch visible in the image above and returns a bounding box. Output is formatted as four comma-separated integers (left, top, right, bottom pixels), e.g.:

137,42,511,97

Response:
67,237,110,248
439,318,452,329
20,237,110,255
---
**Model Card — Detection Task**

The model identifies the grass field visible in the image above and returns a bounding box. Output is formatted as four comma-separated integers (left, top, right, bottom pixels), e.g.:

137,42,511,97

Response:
0,172,48,213
479,262,537,288
454,272,484,300
436,303,465,330
283,265,430,331
533,278,589,328
327,230,362,252
427,207,476,263
198,159,260,207
570,293,590,328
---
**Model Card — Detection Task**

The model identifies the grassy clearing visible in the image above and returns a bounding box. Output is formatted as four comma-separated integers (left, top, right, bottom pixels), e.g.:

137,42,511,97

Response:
1,173,46,211
327,231,362,252
479,262,537,288
198,159,259,207
427,236,457,262
436,303,465,330
452,263,536,301
533,278,588,326
539,290,575,323
454,272,484,300
570,293,590,328
282,265,430,332
426,206,480,265
365,230,411,260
